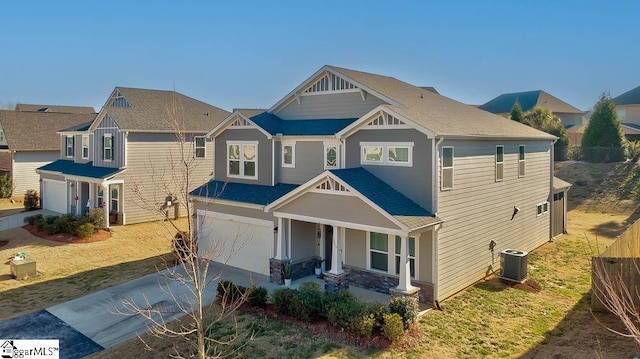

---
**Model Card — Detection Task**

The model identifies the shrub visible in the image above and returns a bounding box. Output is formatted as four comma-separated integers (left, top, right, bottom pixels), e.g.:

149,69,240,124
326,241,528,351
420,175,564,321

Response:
23,214,42,226
247,286,268,307
24,189,39,211
290,282,324,321
351,313,375,338
43,223,61,235
44,215,57,225
86,208,106,229
365,302,388,331
0,173,12,198
626,140,640,163
271,288,297,315
383,313,404,343
73,223,95,238
55,213,76,233
326,296,366,330
216,280,246,305
389,296,419,328
34,217,47,231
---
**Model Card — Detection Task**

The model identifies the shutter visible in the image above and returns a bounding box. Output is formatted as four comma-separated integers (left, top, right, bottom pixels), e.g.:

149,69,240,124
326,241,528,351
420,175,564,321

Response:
101,136,105,159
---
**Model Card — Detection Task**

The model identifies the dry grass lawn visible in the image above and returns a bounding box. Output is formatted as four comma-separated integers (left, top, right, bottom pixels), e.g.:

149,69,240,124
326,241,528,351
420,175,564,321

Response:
0,218,182,321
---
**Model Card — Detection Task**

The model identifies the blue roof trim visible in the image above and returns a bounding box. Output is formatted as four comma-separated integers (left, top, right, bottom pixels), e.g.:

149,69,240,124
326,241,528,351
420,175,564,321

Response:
38,160,121,179
190,181,298,206
330,167,433,217
249,112,357,136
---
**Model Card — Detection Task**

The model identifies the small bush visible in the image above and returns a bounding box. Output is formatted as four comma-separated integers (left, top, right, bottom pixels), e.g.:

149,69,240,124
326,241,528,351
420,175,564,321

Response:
271,288,297,315
216,280,246,305
326,296,366,330
365,302,388,331
43,223,61,235
383,313,404,343
73,223,95,238
34,217,47,231
389,296,419,328
24,189,39,211
0,173,12,198
55,213,76,233
290,282,324,321
247,286,268,307
44,215,57,225
351,313,375,337
23,214,42,226
86,208,106,229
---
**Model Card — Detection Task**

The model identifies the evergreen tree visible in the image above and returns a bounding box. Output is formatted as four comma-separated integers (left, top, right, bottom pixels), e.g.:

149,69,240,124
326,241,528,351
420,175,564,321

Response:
522,106,571,161
581,93,624,162
510,100,524,123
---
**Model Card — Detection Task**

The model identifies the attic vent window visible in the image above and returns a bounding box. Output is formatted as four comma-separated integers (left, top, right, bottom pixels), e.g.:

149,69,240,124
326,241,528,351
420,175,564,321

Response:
315,178,349,193
367,113,405,127
110,92,131,108
230,117,252,127
304,72,358,93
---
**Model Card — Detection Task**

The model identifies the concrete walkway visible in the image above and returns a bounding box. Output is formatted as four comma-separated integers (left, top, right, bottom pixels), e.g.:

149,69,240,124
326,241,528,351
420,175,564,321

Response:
0,209,60,231
0,262,391,358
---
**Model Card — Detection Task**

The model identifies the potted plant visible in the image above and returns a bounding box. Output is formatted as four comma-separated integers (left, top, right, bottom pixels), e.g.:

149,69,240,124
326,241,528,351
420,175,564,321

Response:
283,261,292,286
314,259,324,276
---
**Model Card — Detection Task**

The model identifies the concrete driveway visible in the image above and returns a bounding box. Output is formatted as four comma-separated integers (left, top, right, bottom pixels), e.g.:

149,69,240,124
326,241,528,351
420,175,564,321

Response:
0,209,60,231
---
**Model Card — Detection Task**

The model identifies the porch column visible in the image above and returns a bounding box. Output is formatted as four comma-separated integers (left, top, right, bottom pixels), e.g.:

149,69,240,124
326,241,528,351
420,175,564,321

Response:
102,183,110,229
74,180,80,215
329,225,343,275
274,217,288,260
396,235,416,292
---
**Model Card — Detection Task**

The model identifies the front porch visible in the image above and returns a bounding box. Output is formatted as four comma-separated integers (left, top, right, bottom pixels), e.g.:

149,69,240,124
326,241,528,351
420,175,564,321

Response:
67,179,123,227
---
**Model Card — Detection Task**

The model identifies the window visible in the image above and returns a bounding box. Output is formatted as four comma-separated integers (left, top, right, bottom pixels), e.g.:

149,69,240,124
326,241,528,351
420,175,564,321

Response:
227,141,257,179
194,136,206,158
617,109,627,122
324,145,339,169
103,134,113,160
82,135,89,159
537,201,549,216
369,232,388,272
395,236,416,277
282,142,295,168
360,142,413,166
111,187,119,212
66,136,74,158
496,145,504,182
97,187,104,207
0,130,4,142
518,145,525,177
441,146,454,190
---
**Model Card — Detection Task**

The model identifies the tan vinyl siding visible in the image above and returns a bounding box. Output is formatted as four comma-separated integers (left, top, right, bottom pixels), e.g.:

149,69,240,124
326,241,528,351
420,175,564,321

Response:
14,151,60,194
617,104,640,124
117,132,214,225
214,128,272,186
436,139,551,300
345,228,366,268
418,231,433,282
276,92,386,120
278,192,400,230
291,220,316,260
345,128,433,210
278,141,325,184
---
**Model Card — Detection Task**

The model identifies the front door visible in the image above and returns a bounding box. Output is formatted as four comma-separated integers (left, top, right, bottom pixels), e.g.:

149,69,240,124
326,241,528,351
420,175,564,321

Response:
324,225,333,271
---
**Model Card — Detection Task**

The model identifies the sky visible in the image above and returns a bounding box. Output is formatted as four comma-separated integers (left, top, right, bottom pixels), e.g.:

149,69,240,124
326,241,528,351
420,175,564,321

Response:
0,1,638,113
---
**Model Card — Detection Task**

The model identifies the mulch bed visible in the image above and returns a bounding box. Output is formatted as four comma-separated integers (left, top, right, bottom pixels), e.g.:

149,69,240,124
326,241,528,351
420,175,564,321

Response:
239,302,393,349
0,240,7,248
504,278,541,293
23,225,111,243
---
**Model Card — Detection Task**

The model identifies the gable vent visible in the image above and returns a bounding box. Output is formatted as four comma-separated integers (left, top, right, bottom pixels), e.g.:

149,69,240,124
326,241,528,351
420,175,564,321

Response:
110,92,131,108
367,112,405,126
230,117,252,127
315,178,349,192
304,72,358,93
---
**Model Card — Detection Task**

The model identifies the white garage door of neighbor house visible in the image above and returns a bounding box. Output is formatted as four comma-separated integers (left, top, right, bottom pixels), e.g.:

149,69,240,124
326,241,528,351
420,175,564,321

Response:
42,180,66,214
198,212,273,275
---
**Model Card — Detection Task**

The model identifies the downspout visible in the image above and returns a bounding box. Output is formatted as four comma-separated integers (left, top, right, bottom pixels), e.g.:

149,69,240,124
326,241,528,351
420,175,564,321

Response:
271,137,275,186
549,138,557,240
432,136,445,215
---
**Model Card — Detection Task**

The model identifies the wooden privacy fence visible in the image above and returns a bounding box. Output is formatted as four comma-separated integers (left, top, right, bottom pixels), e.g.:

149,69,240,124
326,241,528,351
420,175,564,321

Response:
591,220,640,312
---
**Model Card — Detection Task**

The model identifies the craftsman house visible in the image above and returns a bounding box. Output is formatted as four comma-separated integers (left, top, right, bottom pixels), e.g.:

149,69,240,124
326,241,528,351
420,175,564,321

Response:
190,65,562,306
37,87,229,226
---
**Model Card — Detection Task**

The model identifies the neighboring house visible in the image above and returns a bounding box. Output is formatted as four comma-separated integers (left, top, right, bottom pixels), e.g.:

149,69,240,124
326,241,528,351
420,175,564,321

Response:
15,103,96,114
0,110,96,195
613,85,640,141
479,90,585,128
37,87,229,226
190,65,562,307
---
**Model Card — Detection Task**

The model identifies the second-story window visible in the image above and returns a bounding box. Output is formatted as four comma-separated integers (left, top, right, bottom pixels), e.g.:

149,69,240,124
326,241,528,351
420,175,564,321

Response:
496,145,504,182
282,142,295,168
324,143,340,169
441,146,454,190
194,136,206,158
66,136,74,158
103,134,113,161
361,142,413,166
227,141,258,179
518,145,526,177
82,135,89,159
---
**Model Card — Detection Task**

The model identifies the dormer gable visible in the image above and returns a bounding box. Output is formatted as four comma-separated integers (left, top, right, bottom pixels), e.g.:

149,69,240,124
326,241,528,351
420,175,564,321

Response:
207,111,272,139
108,91,132,108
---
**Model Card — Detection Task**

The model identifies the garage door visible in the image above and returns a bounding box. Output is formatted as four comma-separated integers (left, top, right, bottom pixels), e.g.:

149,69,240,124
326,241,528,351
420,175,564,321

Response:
42,179,67,213
198,212,273,275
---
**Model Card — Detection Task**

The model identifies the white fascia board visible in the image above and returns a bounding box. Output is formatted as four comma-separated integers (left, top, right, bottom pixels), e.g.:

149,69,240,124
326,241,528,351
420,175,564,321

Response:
268,66,333,114
206,111,272,139
273,211,405,236
337,105,436,139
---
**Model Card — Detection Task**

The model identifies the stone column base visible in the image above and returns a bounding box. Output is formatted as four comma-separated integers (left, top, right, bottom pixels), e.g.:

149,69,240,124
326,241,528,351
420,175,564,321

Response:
389,286,420,300
324,271,349,294
269,258,287,285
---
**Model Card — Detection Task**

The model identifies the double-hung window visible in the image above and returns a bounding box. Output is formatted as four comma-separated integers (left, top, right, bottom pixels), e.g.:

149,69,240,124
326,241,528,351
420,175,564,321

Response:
395,236,416,278
103,134,113,161
496,145,504,182
66,136,74,158
518,145,525,177
369,232,388,272
441,146,454,190
360,142,413,166
82,135,89,159
97,187,104,207
282,142,295,168
194,136,206,159
536,201,549,216
227,141,258,179
111,187,119,212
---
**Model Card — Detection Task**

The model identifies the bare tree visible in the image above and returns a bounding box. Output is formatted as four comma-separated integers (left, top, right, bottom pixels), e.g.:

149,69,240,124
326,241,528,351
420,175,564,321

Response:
116,95,256,358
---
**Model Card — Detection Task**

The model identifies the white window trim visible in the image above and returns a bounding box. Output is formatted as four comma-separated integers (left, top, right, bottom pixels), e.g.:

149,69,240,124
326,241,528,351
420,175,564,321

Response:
281,141,295,168
536,201,549,216
366,232,419,279
103,134,113,162
518,145,525,178
324,141,340,169
194,136,206,159
226,140,258,180
496,145,504,182
110,187,119,212
66,136,74,158
82,135,89,159
360,142,413,167
441,146,454,190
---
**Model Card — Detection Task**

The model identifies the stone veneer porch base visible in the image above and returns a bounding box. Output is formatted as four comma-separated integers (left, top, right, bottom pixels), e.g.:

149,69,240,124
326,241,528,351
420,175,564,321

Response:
344,265,434,306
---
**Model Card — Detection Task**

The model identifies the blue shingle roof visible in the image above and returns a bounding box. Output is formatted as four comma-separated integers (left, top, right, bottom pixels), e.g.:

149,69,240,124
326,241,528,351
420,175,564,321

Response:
329,167,433,217
479,91,541,113
250,112,357,136
190,181,298,206
38,160,122,179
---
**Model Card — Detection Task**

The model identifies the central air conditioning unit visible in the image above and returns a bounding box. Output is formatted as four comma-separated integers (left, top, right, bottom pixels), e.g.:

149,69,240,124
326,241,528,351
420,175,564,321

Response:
500,249,528,283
